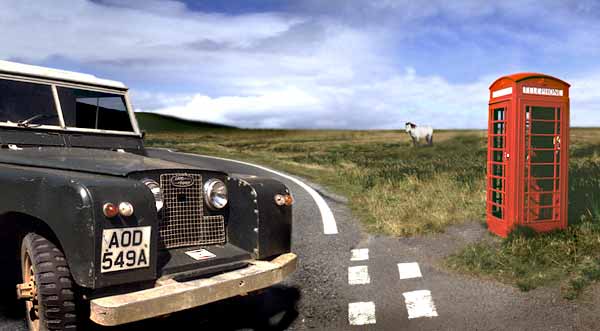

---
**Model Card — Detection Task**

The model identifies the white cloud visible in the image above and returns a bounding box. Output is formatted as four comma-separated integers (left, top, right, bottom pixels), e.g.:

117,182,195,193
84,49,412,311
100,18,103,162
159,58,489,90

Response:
0,0,599,129
146,87,322,127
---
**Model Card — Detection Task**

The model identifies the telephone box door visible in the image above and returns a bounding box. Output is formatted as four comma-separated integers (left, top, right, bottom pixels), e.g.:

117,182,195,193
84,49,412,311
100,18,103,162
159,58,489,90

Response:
487,102,510,229
522,101,566,228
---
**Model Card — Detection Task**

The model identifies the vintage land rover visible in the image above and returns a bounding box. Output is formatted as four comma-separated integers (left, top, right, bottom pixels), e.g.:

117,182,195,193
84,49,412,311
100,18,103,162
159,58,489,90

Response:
0,60,296,330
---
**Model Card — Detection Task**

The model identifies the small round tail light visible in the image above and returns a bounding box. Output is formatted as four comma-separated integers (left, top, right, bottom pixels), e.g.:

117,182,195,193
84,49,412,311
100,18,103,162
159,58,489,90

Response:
119,202,134,217
103,203,119,218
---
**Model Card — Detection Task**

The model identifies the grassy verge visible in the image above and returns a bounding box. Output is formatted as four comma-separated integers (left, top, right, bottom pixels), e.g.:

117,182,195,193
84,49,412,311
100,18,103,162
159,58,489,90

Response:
446,222,600,299
145,129,487,236
447,133,600,299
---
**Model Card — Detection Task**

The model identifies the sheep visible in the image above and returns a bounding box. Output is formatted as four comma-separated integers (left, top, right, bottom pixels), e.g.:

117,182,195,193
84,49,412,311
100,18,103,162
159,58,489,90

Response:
405,122,434,146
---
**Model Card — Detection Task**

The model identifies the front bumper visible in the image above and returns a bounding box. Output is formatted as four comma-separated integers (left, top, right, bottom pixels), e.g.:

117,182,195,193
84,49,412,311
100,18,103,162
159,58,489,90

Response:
90,253,297,326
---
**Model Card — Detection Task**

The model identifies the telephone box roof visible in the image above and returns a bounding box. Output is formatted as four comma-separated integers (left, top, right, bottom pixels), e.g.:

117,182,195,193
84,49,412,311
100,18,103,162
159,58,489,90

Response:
490,72,570,89
0,60,127,90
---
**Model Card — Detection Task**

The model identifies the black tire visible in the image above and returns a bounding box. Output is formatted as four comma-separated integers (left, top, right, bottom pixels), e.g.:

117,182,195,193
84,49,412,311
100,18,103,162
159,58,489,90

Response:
20,233,79,331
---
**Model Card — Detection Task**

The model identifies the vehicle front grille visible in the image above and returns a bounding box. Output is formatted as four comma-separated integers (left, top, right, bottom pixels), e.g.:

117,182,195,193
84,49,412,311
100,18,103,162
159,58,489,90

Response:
159,173,226,249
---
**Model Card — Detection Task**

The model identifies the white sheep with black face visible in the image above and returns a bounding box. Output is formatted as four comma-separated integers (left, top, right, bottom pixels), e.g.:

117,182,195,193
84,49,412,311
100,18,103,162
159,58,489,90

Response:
405,122,433,146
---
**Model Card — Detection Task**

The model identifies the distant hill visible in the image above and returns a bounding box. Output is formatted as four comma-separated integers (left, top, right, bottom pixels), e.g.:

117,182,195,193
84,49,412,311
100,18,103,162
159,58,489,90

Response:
135,112,236,132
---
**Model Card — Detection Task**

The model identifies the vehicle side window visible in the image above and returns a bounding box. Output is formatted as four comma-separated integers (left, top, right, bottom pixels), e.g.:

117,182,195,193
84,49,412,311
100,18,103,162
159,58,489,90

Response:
0,79,59,126
57,87,133,132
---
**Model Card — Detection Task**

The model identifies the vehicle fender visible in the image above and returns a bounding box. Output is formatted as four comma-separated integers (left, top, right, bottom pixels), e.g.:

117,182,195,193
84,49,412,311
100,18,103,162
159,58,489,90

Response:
227,175,292,259
0,164,97,288
0,164,159,289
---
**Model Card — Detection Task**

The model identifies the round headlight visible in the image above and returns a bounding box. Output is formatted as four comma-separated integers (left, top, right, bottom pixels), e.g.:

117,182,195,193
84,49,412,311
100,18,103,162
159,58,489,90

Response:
142,179,164,211
204,179,228,210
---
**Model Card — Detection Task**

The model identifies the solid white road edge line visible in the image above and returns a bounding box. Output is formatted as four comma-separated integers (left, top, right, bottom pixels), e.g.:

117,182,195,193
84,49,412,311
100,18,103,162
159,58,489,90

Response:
350,248,369,261
402,290,438,319
348,266,370,285
398,262,422,280
181,152,339,235
348,301,376,325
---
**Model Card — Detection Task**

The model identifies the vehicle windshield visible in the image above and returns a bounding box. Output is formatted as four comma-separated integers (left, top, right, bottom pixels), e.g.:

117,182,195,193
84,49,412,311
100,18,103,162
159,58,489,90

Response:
57,87,134,132
0,79,60,126
0,78,135,133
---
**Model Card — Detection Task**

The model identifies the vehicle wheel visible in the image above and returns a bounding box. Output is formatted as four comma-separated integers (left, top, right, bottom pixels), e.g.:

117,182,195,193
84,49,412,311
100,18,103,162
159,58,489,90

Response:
19,233,78,331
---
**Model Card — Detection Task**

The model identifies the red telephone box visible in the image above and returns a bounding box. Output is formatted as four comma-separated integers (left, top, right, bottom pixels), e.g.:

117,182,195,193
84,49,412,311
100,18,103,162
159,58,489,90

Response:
487,73,570,237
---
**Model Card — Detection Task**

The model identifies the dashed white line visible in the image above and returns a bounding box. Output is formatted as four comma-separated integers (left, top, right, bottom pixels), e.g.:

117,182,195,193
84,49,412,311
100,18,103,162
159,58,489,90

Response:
348,301,376,325
175,152,339,234
398,262,422,280
348,266,371,285
402,290,438,319
350,248,369,261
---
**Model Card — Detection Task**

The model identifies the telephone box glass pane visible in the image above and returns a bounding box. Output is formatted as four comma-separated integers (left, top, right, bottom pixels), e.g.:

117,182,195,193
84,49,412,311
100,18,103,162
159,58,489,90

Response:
492,164,503,176
531,165,554,177
493,136,504,148
540,179,554,191
531,121,555,134
493,108,505,121
492,191,503,205
540,208,552,220
492,205,503,219
531,106,555,120
492,178,503,191
493,150,503,162
493,122,505,134
530,151,555,163
531,136,554,149
538,193,553,206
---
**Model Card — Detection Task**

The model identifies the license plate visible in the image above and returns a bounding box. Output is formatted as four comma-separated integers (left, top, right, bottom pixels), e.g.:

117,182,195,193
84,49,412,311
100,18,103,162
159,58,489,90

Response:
101,226,151,273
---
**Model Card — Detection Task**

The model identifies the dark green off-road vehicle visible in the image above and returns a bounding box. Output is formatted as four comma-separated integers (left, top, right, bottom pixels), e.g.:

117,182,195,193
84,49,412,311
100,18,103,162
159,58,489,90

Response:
0,60,296,330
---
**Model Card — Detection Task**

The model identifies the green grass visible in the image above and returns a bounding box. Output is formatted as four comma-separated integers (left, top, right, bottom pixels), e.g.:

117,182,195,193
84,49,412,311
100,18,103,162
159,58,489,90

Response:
446,220,600,299
143,124,600,298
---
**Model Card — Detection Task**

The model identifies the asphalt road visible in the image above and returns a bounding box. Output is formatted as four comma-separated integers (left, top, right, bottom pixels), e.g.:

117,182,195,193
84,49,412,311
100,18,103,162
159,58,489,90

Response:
2,152,600,330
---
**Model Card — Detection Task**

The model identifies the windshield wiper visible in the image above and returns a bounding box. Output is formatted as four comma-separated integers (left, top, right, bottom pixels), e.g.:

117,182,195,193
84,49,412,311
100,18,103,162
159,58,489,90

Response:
17,114,58,128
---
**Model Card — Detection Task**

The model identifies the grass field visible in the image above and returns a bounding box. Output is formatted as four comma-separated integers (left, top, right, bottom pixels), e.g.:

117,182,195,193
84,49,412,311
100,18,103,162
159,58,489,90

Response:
142,120,600,298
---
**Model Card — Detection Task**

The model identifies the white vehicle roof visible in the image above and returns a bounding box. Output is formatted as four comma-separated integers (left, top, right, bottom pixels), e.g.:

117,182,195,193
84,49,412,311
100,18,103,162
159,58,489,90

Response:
0,60,127,90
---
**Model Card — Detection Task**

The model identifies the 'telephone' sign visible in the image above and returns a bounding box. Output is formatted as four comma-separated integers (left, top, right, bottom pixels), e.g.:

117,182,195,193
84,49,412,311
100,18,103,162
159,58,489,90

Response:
523,86,564,97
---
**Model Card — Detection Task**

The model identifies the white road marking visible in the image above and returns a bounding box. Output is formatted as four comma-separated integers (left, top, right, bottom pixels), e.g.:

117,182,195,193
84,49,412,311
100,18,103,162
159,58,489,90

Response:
402,290,438,319
398,262,422,280
348,266,370,285
174,152,338,234
348,301,376,325
350,248,369,261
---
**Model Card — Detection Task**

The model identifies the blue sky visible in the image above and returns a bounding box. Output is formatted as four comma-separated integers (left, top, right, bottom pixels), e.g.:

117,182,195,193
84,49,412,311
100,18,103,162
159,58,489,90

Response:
1,0,599,129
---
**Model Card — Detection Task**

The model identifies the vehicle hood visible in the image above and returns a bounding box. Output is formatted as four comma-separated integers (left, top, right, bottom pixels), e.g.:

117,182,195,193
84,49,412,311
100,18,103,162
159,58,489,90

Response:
0,147,207,176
